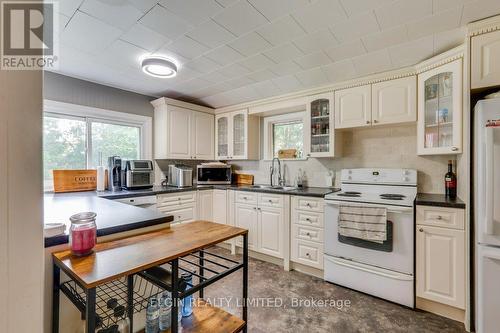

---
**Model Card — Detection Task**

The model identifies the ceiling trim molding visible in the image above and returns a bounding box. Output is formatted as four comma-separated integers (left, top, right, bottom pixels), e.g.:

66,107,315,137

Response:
150,97,215,114
467,14,500,36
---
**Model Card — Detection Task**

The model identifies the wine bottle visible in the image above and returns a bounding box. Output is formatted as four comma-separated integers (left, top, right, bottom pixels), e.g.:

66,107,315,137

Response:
445,160,457,199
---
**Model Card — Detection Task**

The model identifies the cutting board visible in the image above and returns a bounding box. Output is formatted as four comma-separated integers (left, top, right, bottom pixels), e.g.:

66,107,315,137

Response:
233,173,254,185
53,169,107,193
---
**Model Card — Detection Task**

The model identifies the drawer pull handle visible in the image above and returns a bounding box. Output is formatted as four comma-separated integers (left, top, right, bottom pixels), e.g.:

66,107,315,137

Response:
305,218,311,222
269,199,273,202
243,196,247,200
419,228,423,232
437,215,442,220
178,198,181,200
305,253,310,257
306,203,311,207
306,232,311,236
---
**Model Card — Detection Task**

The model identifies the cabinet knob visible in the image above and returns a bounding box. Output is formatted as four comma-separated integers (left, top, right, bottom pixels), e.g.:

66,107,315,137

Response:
307,153,311,157
419,228,423,232
366,120,370,124
305,253,310,257
373,120,378,123
268,199,273,203
258,207,261,211
437,215,442,220
305,218,311,221
306,203,311,207
451,147,459,151
306,232,311,236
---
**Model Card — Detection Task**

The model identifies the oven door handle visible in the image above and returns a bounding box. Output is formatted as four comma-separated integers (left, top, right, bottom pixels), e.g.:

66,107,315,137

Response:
325,200,413,214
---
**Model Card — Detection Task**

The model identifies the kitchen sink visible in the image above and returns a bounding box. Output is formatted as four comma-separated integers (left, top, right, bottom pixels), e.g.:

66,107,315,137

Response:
249,185,296,191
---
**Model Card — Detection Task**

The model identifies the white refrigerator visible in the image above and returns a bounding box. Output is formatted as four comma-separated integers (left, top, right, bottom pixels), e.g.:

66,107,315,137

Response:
474,98,500,333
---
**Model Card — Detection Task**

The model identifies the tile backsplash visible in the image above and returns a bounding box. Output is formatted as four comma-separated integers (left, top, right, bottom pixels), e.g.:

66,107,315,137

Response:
229,124,453,194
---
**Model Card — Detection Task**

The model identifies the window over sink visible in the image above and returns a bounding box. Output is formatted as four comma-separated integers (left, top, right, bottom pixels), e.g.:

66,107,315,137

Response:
43,100,152,190
264,112,306,160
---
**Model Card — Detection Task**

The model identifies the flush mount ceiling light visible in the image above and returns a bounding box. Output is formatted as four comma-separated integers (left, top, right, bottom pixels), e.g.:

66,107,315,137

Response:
141,56,177,78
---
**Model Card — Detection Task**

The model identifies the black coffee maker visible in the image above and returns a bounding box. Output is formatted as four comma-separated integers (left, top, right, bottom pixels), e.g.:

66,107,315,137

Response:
108,156,122,191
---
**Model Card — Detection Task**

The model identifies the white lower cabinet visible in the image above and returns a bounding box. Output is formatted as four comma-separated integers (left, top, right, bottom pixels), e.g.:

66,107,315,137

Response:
291,196,324,269
197,190,213,221
234,192,285,259
212,189,227,225
157,191,197,224
416,206,465,309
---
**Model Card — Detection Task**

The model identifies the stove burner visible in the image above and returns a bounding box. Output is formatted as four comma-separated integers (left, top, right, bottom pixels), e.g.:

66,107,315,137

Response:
380,193,406,200
337,192,361,197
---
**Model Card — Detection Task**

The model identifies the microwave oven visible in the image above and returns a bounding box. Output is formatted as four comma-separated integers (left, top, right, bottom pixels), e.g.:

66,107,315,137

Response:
197,164,232,185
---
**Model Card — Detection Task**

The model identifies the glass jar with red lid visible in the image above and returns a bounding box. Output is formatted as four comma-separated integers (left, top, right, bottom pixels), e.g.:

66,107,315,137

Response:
69,212,97,256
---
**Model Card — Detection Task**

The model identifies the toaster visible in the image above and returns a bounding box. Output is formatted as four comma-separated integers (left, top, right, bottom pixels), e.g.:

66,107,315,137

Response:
167,164,193,187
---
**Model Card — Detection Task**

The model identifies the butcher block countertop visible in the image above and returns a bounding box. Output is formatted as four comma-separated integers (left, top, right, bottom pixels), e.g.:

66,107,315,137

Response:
52,221,247,289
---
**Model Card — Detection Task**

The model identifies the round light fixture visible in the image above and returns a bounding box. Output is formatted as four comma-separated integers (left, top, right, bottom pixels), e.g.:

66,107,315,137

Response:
141,56,177,78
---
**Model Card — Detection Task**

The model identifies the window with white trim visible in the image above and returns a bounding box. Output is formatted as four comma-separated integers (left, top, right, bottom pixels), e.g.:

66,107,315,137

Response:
264,112,306,160
43,101,152,190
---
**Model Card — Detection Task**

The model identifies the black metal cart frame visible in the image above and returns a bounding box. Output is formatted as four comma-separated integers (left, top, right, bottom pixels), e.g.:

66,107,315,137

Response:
52,234,248,333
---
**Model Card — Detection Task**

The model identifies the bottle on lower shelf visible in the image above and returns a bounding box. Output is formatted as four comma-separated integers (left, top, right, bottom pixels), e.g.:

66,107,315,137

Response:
145,297,159,333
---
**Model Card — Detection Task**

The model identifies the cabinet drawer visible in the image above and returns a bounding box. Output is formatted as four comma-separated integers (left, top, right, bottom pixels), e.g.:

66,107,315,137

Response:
293,210,324,228
258,193,283,207
158,205,195,224
157,192,196,207
291,239,323,269
235,191,258,205
294,196,323,212
292,224,323,243
416,206,464,230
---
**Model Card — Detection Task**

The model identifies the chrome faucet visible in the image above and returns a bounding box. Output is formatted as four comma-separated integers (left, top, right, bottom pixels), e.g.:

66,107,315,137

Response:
270,157,284,187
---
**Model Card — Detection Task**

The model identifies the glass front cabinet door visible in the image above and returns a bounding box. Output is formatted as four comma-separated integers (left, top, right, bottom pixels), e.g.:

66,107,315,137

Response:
417,59,462,155
231,111,247,159
215,114,230,159
305,93,336,158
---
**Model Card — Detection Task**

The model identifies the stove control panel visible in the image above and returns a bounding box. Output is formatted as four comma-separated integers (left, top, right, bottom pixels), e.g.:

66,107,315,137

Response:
341,168,417,186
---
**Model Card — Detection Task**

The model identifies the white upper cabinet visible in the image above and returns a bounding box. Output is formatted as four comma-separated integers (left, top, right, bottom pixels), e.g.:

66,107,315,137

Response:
215,109,259,160
372,76,417,125
335,84,372,129
304,93,339,158
152,98,215,160
472,29,500,89
417,59,462,155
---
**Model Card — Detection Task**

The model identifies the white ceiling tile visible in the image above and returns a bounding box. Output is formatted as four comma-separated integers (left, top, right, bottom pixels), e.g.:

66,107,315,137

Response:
217,63,252,78
362,25,408,52
294,67,328,87
375,0,432,30
330,12,380,43
238,54,276,71
190,85,227,98
120,24,171,52
268,60,302,76
246,69,277,82
158,0,223,25
185,56,222,74
433,27,467,54
340,0,394,17
388,35,434,67
433,0,473,13
100,39,146,69
228,32,272,56
324,40,366,62
256,15,306,46
461,0,500,25
62,11,122,55
251,80,282,97
59,0,83,16
165,36,210,59
223,76,257,89
321,59,357,82
249,0,309,21
406,7,462,40
139,5,193,40
291,0,347,33
214,0,239,8
293,29,338,54
186,20,236,48
295,51,332,70
153,46,190,65
199,70,231,83
171,66,200,82
352,49,392,76
205,45,244,65
174,78,213,92
272,75,303,92
263,43,304,63
79,0,143,30
213,1,268,36
128,0,158,13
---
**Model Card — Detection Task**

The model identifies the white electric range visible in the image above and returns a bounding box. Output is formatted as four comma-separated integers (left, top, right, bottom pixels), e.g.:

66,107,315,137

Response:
324,168,417,307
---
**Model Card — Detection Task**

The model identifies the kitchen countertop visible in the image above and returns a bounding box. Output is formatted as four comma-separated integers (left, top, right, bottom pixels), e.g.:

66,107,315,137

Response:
415,193,466,209
44,192,172,248
98,184,340,199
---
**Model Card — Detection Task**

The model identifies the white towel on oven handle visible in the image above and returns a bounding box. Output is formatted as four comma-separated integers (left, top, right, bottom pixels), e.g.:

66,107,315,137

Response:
338,205,387,243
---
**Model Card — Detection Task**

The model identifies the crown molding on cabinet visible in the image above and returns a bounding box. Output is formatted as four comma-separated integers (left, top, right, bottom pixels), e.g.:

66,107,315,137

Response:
467,14,500,37
414,45,465,74
151,97,215,114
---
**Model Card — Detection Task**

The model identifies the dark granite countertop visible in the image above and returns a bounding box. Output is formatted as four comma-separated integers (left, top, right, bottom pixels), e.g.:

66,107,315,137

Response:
415,193,466,209
98,184,340,199
44,192,172,248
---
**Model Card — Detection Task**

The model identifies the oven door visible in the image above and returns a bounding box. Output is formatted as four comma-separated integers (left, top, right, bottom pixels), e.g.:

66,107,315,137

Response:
324,200,414,275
